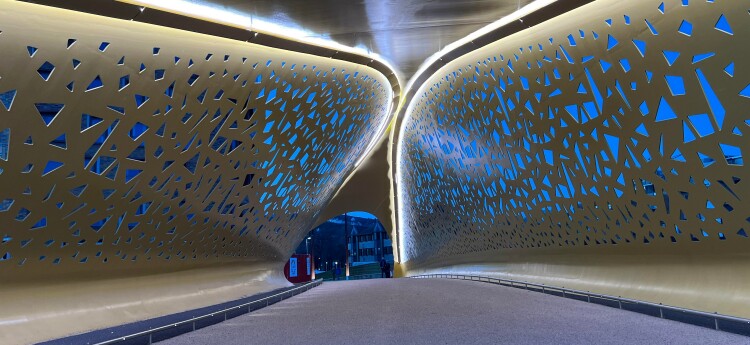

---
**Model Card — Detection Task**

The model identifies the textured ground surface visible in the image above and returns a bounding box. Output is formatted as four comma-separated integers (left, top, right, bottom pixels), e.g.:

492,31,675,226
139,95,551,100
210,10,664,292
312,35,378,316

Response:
160,278,750,345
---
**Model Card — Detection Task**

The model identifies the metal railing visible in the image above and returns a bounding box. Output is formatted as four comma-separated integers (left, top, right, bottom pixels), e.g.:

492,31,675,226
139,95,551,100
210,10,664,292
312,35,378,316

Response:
410,274,750,337
322,273,390,281
92,279,324,345
347,273,387,280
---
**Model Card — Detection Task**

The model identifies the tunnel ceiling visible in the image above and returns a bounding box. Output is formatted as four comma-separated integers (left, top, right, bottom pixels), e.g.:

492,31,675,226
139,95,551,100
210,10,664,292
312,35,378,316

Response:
165,0,534,79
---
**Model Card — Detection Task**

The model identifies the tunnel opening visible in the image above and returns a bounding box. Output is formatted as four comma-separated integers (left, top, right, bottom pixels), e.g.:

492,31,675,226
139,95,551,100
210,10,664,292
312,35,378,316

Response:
285,211,394,282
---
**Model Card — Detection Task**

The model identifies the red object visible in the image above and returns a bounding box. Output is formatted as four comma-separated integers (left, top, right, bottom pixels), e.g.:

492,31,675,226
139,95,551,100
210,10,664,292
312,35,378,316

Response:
284,254,312,283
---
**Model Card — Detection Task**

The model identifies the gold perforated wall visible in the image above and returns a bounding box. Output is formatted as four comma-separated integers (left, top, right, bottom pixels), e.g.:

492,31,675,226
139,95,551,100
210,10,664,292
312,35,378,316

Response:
0,1,392,343
398,0,750,316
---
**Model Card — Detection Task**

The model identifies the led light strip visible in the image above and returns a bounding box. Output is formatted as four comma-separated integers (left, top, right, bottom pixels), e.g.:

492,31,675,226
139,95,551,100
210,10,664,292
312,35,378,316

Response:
401,0,556,97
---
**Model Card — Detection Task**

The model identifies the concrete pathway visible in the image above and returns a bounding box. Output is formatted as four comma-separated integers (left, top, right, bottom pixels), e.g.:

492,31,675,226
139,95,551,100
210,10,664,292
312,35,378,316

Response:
160,278,750,345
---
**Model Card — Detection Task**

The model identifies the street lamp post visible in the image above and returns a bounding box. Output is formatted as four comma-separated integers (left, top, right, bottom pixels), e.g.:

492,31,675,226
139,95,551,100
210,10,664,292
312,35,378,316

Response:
308,236,315,279
344,213,350,279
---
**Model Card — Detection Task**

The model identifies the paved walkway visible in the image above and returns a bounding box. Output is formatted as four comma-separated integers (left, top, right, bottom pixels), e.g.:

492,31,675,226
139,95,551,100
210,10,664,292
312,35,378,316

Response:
160,278,750,345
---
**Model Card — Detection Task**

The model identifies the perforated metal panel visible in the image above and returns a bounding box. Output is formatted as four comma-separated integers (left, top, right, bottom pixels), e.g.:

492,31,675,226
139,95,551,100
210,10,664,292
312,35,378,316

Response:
398,0,750,316
0,2,393,342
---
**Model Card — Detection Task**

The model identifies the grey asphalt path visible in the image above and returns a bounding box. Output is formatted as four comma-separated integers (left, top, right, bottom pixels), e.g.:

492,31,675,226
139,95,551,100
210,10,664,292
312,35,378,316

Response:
159,278,750,345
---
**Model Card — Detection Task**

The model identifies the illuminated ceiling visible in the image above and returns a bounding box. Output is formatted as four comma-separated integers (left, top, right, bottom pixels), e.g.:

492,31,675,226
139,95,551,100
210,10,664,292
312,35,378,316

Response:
166,0,535,79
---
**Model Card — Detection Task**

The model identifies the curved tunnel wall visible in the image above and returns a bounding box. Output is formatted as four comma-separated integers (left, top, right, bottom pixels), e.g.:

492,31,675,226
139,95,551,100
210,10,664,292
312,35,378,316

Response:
0,1,393,343
398,0,750,316
315,134,394,233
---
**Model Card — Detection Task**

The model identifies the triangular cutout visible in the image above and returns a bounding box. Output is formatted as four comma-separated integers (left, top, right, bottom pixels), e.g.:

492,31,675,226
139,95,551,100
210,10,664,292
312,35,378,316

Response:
81,114,103,131
724,62,735,77
126,143,146,162
0,90,17,111
86,75,103,91
105,163,118,181
184,153,199,174
655,97,677,122
124,169,143,183
50,134,67,149
632,39,646,57
715,14,733,35
606,34,618,50
35,103,64,126
102,188,116,199
662,51,680,66
682,121,696,143
42,161,63,176
107,105,125,115
134,94,149,108
739,84,750,99
37,61,55,81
